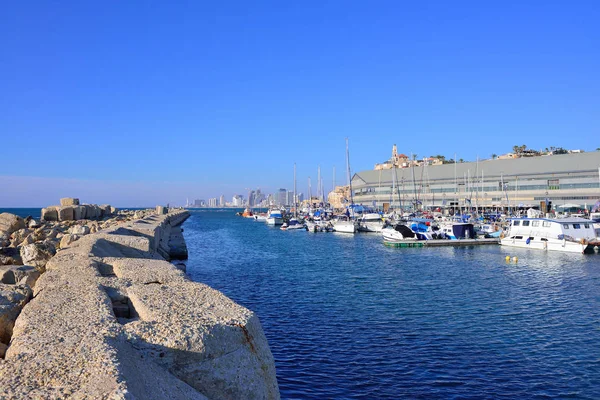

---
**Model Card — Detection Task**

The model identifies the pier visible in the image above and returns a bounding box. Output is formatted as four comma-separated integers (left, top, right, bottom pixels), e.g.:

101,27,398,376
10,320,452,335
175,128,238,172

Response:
384,238,500,248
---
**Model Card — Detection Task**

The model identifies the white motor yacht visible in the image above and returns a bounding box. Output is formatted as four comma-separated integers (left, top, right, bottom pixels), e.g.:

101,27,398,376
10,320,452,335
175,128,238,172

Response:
500,217,598,253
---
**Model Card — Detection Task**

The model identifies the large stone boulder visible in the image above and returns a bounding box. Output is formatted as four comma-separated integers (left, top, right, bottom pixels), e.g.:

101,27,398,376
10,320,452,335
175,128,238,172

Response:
58,206,74,222
0,265,41,287
60,198,80,206
59,234,79,249
20,242,56,271
41,207,59,221
0,248,22,266
0,283,32,350
0,213,26,237
156,206,168,215
69,225,90,236
10,229,31,248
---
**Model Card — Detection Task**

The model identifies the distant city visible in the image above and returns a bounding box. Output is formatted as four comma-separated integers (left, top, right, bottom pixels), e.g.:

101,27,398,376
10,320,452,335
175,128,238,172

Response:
187,144,599,209
186,189,305,209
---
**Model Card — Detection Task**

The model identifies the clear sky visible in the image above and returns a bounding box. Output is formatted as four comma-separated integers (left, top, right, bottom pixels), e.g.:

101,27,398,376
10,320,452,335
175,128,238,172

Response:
1,1,598,207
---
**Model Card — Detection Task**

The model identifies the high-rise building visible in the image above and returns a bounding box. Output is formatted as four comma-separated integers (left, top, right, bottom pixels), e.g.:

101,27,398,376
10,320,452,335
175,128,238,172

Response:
208,198,218,207
193,199,205,207
277,188,287,206
286,191,295,206
232,195,243,207
219,195,225,207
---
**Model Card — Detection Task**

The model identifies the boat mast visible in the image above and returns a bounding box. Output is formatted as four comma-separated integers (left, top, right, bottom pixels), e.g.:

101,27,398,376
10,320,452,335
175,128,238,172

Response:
317,165,321,202
411,153,418,211
346,138,354,206
294,163,297,218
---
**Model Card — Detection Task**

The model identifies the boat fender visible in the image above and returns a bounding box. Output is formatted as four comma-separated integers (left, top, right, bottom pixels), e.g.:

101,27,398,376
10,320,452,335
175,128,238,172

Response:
500,232,505,239
526,238,531,245
580,238,587,245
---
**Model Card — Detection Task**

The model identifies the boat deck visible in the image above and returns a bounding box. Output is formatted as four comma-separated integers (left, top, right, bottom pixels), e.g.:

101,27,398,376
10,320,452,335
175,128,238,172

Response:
384,238,500,248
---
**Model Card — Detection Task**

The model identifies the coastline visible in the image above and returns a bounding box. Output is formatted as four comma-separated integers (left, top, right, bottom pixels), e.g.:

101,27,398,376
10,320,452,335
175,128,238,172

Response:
0,207,280,399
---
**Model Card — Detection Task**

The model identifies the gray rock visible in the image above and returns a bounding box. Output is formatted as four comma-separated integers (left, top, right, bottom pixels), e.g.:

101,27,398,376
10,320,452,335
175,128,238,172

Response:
19,242,56,271
0,213,26,237
0,283,32,347
27,219,41,229
0,265,41,288
59,234,79,249
68,225,90,236
10,229,31,248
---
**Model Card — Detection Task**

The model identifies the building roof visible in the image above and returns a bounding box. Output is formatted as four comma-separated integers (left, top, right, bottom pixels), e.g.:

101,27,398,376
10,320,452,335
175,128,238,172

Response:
352,151,600,187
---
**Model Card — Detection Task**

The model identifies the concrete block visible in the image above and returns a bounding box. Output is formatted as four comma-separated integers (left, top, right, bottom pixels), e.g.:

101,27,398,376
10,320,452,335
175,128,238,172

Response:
58,206,74,221
60,198,80,206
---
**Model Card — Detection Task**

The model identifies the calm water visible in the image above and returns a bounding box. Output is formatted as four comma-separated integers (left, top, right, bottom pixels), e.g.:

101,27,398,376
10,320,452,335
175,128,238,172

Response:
0,208,42,219
184,210,600,399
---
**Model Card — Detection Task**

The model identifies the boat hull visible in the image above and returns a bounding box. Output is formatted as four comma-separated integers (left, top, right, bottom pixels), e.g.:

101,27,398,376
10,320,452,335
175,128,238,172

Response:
333,221,356,233
266,217,283,226
500,237,591,253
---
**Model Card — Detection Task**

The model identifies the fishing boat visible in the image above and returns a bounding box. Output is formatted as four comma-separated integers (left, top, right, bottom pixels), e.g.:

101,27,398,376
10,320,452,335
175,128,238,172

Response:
500,217,598,253
358,213,385,233
266,208,284,225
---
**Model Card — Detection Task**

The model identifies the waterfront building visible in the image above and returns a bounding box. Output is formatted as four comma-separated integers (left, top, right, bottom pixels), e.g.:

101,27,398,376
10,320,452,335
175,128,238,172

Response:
193,199,205,207
352,152,600,212
232,195,244,207
208,198,218,208
219,195,225,207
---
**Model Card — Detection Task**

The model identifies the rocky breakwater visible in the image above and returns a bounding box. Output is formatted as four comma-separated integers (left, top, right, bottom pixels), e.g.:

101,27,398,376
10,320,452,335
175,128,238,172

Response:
0,207,279,399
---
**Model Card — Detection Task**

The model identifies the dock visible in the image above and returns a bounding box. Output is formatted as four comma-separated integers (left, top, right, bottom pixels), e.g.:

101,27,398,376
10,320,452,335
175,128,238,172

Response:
384,238,500,248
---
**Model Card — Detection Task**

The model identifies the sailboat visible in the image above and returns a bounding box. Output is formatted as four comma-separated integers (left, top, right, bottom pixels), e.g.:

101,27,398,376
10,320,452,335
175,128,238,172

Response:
281,163,306,230
332,138,357,233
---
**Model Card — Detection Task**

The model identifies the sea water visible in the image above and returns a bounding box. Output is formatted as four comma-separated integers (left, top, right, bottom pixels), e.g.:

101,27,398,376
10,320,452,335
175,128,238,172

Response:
184,210,600,399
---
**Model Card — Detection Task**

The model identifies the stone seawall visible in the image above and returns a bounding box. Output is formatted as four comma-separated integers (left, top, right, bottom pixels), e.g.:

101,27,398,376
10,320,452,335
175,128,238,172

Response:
0,210,280,399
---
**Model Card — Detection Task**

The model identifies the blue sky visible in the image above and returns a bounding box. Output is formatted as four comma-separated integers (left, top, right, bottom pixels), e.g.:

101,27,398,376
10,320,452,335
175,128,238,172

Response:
1,1,598,207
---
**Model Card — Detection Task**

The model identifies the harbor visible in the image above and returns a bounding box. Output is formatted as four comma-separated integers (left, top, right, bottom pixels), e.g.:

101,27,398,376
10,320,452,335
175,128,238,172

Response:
185,209,600,399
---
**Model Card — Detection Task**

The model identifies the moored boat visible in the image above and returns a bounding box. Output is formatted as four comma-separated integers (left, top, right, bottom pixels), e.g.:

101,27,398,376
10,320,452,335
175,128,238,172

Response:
358,213,385,233
500,217,597,253
266,208,284,225
331,215,357,233
381,224,419,243
281,218,305,230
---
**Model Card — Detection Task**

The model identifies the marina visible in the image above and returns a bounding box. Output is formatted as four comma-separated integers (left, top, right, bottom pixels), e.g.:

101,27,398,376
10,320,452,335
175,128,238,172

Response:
186,209,600,399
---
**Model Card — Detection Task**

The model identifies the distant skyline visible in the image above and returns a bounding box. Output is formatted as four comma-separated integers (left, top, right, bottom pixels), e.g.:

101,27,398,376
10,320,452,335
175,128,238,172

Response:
2,1,599,207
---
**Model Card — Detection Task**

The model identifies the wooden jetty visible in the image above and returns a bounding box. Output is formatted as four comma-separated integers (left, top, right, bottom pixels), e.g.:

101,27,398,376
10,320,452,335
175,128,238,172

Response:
384,238,500,248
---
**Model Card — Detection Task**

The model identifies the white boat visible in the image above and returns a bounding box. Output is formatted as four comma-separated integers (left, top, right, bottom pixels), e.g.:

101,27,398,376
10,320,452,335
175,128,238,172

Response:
358,213,385,233
253,213,267,222
438,222,476,240
500,217,598,253
266,209,284,225
381,224,419,243
281,218,305,231
474,223,502,238
331,215,357,233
